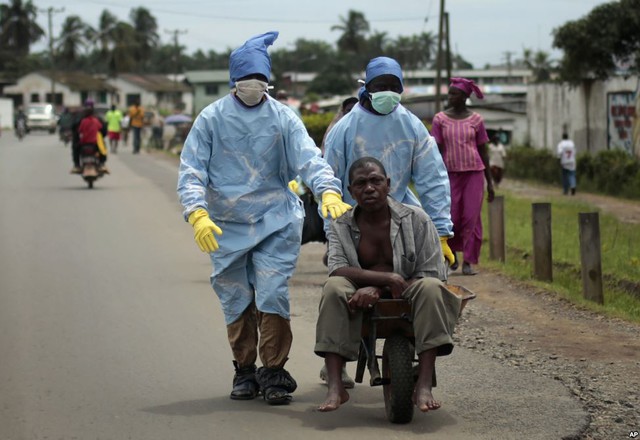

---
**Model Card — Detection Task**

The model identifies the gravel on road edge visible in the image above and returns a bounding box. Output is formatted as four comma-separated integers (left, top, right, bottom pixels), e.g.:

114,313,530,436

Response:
454,274,640,440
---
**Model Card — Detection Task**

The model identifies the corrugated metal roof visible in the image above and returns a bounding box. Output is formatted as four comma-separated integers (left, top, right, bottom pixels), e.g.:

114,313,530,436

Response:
185,70,230,83
117,73,191,92
38,71,116,92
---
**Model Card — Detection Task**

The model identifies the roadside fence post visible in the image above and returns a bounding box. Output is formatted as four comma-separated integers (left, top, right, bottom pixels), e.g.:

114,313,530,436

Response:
532,203,553,281
579,212,604,304
488,195,505,262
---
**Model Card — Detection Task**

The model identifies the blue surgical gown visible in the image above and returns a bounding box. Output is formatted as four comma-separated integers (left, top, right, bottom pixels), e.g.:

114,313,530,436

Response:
177,94,342,324
323,103,453,237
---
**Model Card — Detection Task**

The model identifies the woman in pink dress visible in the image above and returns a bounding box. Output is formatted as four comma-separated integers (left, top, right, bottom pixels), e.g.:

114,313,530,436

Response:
431,78,494,275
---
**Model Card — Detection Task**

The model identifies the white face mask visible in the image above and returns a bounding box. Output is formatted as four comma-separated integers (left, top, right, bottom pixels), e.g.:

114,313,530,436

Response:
235,79,269,106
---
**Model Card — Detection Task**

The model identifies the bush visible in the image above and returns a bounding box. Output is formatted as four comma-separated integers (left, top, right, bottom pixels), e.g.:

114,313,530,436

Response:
302,112,335,146
505,146,640,200
504,146,561,184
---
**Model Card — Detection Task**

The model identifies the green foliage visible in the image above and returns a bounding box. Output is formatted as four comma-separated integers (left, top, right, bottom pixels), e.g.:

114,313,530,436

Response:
504,146,561,184
553,0,640,83
302,112,335,146
577,150,640,199
505,146,640,200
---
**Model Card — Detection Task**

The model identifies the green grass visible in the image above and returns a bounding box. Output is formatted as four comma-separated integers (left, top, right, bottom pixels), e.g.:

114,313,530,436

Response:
479,190,640,323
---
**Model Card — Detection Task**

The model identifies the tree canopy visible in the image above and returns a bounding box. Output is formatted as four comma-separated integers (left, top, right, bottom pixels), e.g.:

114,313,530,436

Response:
553,0,640,84
0,5,473,97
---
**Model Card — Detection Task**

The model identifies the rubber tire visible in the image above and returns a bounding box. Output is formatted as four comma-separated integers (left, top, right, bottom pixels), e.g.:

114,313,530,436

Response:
382,335,415,424
87,179,94,189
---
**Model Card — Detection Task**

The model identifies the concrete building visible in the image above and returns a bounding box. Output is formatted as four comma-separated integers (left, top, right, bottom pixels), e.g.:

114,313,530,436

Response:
527,76,640,157
107,74,193,115
3,71,115,109
184,70,230,114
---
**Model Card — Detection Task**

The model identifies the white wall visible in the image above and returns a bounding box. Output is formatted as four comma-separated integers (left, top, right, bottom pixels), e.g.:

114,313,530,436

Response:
527,76,639,157
0,98,14,130
3,73,77,106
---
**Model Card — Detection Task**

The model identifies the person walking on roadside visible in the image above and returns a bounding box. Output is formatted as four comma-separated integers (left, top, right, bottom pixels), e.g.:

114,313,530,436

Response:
557,133,577,195
128,99,145,154
431,78,494,276
105,105,123,154
177,31,351,406
488,134,507,188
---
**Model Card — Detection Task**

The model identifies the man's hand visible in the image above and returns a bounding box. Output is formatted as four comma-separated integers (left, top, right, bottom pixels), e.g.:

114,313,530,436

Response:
321,191,352,219
348,287,381,312
385,273,408,299
188,208,223,253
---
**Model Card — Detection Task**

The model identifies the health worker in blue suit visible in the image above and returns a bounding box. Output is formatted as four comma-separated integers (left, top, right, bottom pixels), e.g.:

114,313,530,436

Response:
322,56,455,265
177,31,351,405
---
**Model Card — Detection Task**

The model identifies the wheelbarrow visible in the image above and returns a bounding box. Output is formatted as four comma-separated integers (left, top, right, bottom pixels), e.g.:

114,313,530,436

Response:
354,283,476,424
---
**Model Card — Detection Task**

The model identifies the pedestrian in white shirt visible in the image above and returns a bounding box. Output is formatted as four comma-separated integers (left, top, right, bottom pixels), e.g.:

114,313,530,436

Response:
488,134,507,187
557,133,577,195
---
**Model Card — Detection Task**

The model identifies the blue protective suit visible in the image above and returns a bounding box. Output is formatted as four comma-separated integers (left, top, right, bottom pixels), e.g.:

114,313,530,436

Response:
323,102,453,237
177,94,342,324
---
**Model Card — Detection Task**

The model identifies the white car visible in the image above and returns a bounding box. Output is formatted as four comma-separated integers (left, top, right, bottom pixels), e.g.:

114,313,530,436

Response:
26,103,57,134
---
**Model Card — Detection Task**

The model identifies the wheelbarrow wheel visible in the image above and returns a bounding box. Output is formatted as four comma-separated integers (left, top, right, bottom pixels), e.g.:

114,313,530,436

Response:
382,335,415,424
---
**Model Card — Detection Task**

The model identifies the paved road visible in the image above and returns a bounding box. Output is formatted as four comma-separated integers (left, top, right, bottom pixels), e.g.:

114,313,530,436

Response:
0,133,587,439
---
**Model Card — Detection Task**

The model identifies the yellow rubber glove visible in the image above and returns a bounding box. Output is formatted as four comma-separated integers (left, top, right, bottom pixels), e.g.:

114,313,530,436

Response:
440,236,455,266
188,208,223,253
321,191,352,219
288,179,300,194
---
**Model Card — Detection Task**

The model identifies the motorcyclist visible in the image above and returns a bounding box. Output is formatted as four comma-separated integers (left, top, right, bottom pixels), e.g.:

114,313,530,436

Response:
70,99,108,174
57,107,74,143
14,107,28,134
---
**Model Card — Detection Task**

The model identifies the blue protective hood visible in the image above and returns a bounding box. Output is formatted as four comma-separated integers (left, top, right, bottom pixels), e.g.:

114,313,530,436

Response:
365,57,404,92
228,31,279,87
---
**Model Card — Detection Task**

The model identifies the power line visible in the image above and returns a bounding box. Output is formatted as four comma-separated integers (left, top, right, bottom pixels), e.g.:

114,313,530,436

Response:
165,28,188,104
38,6,65,106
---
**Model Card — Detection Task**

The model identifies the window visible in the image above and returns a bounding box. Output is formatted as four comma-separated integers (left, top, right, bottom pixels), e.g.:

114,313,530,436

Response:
205,83,219,96
126,94,141,106
30,93,40,103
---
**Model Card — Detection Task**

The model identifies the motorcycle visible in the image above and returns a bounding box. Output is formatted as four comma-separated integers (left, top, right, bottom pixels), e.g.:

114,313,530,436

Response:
59,128,72,146
79,144,106,189
15,119,26,140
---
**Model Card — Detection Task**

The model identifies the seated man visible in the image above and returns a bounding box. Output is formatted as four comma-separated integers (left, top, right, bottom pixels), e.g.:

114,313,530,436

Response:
314,157,461,413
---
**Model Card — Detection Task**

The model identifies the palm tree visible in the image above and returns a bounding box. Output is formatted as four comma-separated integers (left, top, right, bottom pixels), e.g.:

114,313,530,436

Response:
96,9,118,53
56,15,90,68
523,48,553,83
0,0,44,56
129,7,159,71
331,10,370,55
108,21,138,74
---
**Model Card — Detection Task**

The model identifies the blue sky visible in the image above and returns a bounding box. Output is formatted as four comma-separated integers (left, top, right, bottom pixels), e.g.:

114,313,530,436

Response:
32,0,610,68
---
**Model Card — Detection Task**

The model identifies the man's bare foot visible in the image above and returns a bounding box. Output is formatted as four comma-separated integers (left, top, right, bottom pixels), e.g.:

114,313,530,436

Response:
413,388,441,412
317,389,349,412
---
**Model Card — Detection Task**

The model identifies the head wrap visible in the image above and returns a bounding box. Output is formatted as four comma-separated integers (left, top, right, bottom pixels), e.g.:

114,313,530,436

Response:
449,77,484,99
228,31,279,87
364,57,404,93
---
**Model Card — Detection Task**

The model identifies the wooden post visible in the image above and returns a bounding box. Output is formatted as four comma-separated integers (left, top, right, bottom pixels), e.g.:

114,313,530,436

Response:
532,203,552,281
579,213,604,304
488,196,505,262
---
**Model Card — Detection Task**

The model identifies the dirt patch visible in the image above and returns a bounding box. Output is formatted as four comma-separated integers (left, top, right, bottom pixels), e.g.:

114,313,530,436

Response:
448,270,640,363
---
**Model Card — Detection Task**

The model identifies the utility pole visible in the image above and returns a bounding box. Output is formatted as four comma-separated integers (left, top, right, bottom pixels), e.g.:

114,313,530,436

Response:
435,0,445,113
39,7,64,107
444,11,452,86
503,50,515,82
165,29,187,107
